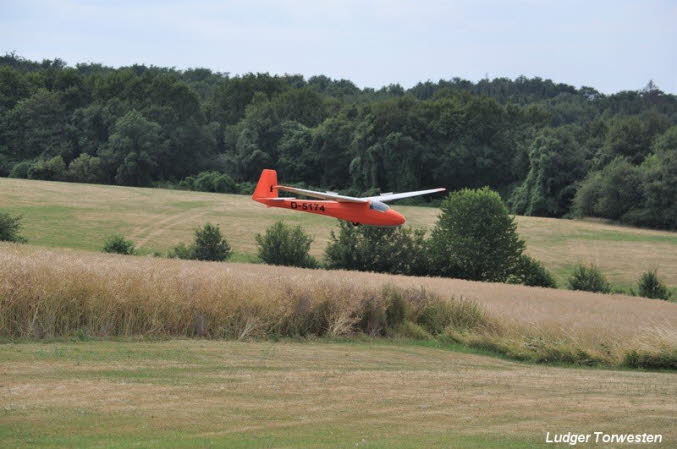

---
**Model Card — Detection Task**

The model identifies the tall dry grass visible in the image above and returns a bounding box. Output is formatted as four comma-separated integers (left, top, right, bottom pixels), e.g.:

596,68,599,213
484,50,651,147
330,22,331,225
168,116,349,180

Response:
1,243,675,367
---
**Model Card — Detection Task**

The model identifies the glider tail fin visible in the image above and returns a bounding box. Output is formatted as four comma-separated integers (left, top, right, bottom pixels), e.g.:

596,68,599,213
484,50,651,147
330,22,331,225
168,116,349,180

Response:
252,169,278,200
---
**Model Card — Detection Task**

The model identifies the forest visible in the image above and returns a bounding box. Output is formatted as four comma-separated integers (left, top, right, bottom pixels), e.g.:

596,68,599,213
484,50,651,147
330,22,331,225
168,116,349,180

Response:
0,53,675,230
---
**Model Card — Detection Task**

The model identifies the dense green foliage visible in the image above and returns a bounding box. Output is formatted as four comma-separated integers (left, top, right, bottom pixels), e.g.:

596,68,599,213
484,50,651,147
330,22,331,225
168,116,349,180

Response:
102,234,135,255
321,189,563,288
637,270,672,300
324,222,429,275
1,54,675,228
0,211,26,243
429,188,525,282
179,171,239,193
508,255,558,288
169,223,231,261
573,126,677,229
567,264,612,293
255,221,318,268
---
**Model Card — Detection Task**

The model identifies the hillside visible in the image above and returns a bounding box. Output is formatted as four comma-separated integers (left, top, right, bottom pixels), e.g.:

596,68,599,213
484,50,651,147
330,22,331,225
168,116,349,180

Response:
2,177,676,288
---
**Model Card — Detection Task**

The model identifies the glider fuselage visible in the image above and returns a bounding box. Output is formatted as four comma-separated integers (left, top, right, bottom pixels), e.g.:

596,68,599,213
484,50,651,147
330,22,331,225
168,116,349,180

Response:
253,197,405,226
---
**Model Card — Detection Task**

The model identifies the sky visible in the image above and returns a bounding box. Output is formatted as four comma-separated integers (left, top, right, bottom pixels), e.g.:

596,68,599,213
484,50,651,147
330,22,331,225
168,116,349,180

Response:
1,0,676,93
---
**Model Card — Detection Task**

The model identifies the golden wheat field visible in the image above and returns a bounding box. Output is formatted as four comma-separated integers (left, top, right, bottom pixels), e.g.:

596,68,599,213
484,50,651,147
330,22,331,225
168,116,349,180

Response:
2,243,675,367
1,177,676,288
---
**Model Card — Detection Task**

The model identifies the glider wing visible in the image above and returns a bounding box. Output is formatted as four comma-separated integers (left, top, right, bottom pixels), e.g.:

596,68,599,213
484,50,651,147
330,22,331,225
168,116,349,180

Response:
367,188,446,203
275,186,368,203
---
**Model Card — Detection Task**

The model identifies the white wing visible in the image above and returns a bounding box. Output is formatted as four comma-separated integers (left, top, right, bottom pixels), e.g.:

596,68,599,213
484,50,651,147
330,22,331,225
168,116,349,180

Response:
275,185,368,203
367,188,446,203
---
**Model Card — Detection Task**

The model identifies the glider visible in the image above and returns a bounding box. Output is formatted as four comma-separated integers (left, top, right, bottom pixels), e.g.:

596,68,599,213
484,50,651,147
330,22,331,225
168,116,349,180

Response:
252,169,445,226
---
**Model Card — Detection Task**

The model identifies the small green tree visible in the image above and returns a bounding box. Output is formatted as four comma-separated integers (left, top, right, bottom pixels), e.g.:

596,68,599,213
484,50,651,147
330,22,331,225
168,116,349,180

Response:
429,187,525,282
508,254,557,288
192,223,231,261
568,264,611,293
638,270,672,300
0,211,27,243
255,221,317,268
324,222,429,275
102,235,135,255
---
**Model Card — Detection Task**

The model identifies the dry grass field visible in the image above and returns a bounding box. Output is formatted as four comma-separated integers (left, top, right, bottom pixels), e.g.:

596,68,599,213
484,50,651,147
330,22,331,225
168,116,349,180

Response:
1,177,676,288
2,243,676,367
1,340,675,449
2,174,676,449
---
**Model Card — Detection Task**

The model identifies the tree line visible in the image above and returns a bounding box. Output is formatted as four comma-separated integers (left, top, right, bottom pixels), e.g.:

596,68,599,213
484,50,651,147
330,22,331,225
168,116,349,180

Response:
1,53,676,229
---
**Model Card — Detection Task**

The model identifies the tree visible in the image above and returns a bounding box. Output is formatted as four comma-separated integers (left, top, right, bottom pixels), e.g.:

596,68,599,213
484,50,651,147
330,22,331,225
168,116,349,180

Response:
324,222,429,276
638,127,677,229
599,114,668,165
255,221,317,268
0,211,27,243
573,158,643,220
510,127,586,217
99,110,167,186
2,89,70,160
429,187,525,282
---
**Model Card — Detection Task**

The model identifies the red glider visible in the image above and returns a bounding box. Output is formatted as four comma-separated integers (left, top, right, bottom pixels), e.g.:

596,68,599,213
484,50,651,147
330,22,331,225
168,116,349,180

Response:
252,169,445,226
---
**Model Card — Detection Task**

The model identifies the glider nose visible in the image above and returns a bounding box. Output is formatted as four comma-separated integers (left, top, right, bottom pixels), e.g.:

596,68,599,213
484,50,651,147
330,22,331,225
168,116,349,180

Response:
390,210,406,225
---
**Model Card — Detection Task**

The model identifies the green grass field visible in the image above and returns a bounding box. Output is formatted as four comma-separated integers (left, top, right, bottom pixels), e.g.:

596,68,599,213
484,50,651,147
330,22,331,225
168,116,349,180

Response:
1,177,676,288
2,340,675,449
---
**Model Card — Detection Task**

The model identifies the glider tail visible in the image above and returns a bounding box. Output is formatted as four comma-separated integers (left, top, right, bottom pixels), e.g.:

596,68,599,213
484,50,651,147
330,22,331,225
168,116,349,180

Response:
252,169,279,200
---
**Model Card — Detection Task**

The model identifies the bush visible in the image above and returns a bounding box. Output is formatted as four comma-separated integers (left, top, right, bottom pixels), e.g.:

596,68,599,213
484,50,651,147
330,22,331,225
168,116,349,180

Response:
238,182,255,195
66,154,106,183
324,222,429,275
416,296,489,334
508,254,557,288
193,223,231,261
9,161,32,178
567,264,611,293
573,158,643,220
429,187,525,281
167,242,194,259
27,156,67,181
102,235,135,255
255,221,318,268
169,223,232,262
638,270,672,300
623,349,677,370
181,171,239,193
0,211,27,243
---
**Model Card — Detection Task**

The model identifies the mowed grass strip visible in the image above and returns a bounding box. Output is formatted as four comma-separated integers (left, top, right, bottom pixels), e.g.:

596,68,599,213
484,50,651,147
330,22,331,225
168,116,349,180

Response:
1,340,675,449
2,177,676,288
